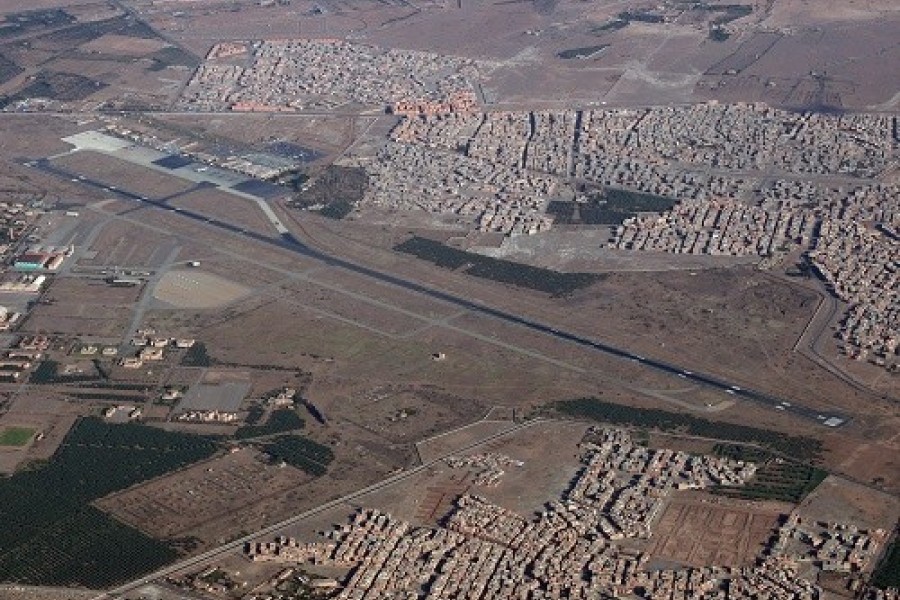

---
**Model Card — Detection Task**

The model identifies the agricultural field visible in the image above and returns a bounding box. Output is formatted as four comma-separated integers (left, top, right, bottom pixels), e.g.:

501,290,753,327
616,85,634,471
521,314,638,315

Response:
711,443,828,503
0,417,219,586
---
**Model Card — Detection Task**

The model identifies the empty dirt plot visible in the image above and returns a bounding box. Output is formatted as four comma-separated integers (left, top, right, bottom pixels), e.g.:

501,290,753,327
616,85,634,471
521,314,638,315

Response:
79,34,171,57
53,151,196,200
94,447,313,540
647,493,787,567
153,269,249,309
415,472,471,525
705,32,782,76
277,278,429,338
461,421,591,516
328,385,487,445
78,218,178,269
309,266,462,321
416,420,519,464
168,187,277,237
21,276,139,337
797,476,900,531
155,113,345,159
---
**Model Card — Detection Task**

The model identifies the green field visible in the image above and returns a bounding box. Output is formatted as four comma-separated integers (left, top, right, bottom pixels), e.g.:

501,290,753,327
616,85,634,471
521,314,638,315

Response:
0,417,219,587
0,426,36,447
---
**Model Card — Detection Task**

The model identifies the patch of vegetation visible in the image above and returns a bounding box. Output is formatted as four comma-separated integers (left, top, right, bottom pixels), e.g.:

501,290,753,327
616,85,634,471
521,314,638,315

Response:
318,199,354,220
28,360,59,383
33,15,157,47
146,46,199,70
262,435,334,477
711,444,827,502
0,8,74,38
0,53,23,85
554,398,823,461
592,19,629,33
0,426,35,446
558,44,608,59
711,443,771,463
395,237,471,270
291,165,368,220
234,408,305,440
0,417,218,586
12,71,107,102
180,342,213,367
871,534,900,589
709,27,731,41
274,168,310,192
548,187,678,225
618,10,665,23
244,404,265,426
0,505,177,588
395,236,604,296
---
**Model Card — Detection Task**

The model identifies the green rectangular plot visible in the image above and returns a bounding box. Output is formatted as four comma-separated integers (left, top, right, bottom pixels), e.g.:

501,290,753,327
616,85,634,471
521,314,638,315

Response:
0,426,36,446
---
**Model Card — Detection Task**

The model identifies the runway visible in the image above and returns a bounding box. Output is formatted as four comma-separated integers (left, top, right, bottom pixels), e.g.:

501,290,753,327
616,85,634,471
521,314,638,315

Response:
27,157,849,428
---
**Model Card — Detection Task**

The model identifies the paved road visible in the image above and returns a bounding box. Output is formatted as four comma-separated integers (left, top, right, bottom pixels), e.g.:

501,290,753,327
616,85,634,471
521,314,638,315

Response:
26,157,849,427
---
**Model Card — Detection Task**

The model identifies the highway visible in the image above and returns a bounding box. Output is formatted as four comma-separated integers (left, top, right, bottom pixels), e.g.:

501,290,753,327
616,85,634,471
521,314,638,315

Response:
27,157,849,427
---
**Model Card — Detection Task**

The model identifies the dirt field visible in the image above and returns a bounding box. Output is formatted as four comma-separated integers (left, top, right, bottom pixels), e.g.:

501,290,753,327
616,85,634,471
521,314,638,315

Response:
153,269,250,309
77,217,182,270
647,492,788,568
20,276,139,338
326,384,487,445
168,188,277,237
797,475,900,531
94,448,314,541
79,34,171,57
465,420,591,516
275,278,436,337
416,420,519,464
53,151,197,200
